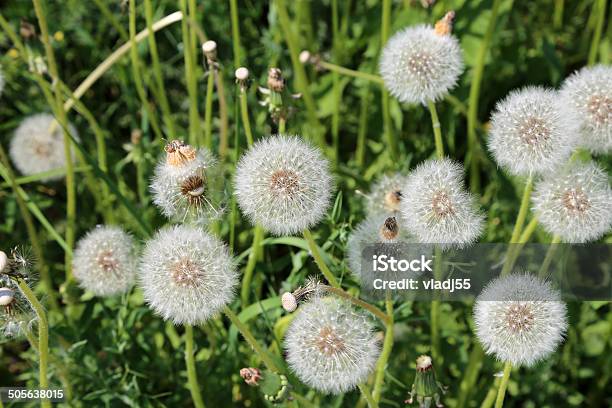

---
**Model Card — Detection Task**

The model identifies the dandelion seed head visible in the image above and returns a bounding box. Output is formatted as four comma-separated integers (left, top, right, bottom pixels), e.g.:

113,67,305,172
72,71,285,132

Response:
234,135,333,236
9,113,78,181
138,225,237,325
488,87,578,176
474,274,567,367
72,226,138,296
400,158,484,248
532,161,612,242
284,296,380,394
365,173,409,216
379,23,463,104
560,65,612,153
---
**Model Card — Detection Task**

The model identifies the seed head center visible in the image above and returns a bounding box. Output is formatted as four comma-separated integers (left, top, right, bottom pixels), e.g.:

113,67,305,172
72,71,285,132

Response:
519,117,550,146
270,169,300,197
587,94,611,126
407,52,434,79
504,303,535,333
384,189,402,212
431,191,455,217
170,258,202,287
96,249,119,273
562,188,590,213
316,326,346,356
181,175,207,206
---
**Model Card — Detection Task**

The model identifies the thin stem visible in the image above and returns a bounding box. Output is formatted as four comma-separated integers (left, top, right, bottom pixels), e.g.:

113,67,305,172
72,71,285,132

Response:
427,100,444,159
538,235,561,279
380,0,398,160
467,0,502,192
553,0,564,29
317,60,384,85
18,280,50,408
223,307,281,372
215,69,229,159
431,247,443,363
518,217,538,244
184,325,206,408
372,296,394,403
331,0,340,160
144,0,177,139
180,0,201,145
324,286,389,325
32,0,75,281
455,343,485,408
241,225,264,305
357,383,379,408
588,0,606,65
278,117,286,134
500,176,534,276
229,0,242,66
302,229,340,288
239,88,254,146
93,0,129,40
509,176,533,244
481,377,501,408
204,70,215,149
494,361,512,408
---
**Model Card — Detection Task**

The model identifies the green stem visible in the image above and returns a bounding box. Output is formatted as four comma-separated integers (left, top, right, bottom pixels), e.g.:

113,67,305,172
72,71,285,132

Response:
241,225,264,305
431,247,443,363
331,0,340,160
215,68,229,159
302,229,340,288
223,307,281,372
229,0,242,66
204,70,215,149
427,100,444,159
509,176,533,244
357,383,379,408
455,343,485,408
372,296,394,403
184,325,206,408
317,60,384,85
239,88,254,146
356,85,370,166
180,0,201,145
500,176,534,276
93,0,129,40
481,377,501,408
144,0,177,139
588,0,606,65
494,361,512,408
18,280,50,408
467,0,502,192
278,117,286,134
380,0,398,160
553,0,564,29
537,235,561,279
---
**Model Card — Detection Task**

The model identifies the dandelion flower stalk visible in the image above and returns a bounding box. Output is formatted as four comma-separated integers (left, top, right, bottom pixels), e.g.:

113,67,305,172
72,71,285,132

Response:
303,229,340,288
241,225,264,304
203,41,217,150
180,0,202,145
236,67,254,146
427,100,444,158
380,0,398,160
185,325,206,408
587,0,607,65
372,295,394,403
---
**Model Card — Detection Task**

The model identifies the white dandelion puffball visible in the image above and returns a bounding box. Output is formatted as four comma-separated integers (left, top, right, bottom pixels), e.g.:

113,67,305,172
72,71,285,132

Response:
10,113,78,181
560,65,612,154
138,225,237,325
72,226,138,296
285,296,380,394
474,274,567,367
400,158,484,247
379,24,463,104
488,87,578,176
364,172,410,216
347,214,414,280
234,135,333,236
532,161,612,243
151,141,222,224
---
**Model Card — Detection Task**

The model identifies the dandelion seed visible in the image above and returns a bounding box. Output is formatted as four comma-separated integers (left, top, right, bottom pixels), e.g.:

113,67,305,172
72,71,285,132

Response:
281,277,324,312
151,140,224,224
364,173,409,216
234,135,333,236
560,64,612,154
72,226,138,296
138,225,237,325
9,113,78,181
284,296,380,394
400,158,484,247
379,12,463,104
532,161,612,242
488,86,578,176
474,274,567,367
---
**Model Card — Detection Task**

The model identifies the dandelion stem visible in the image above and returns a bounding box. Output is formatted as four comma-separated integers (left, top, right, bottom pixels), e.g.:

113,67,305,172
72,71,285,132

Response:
380,0,398,161
481,376,501,408
538,235,561,279
184,325,206,408
356,85,370,166
180,0,202,145
204,70,215,149
510,175,533,244
223,307,282,372
427,100,444,159
357,382,379,408
500,176,534,276
494,361,512,408
431,247,443,363
278,117,287,134
323,286,389,325
455,343,485,408
302,229,340,288
316,60,385,85
467,0,503,192
553,0,564,29
241,225,264,305
215,70,230,159
372,296,394,403
18,279,50,408
587,0,606,65
239,88,254,146
229,0,242,66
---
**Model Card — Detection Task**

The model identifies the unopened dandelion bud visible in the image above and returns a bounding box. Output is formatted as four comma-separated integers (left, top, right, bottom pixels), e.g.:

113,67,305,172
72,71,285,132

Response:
130,128,142,145
434,11,455,36
406,355,446,408
299,50,311,64
281,292,298,312
259,371,290,402
202,40,217,64
379,216,399,241
267,68,285,93
240,367,262,386
235,67,249,81
0,251,8,273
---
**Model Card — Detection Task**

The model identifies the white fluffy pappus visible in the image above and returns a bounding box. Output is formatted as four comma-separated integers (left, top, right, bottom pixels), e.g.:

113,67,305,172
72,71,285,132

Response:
234,135,333,236
138,225,237,325
364,172,409,216
532,161,612,243
379,25,463,104
488,86,578,176
474,274,567,367
400,158,484,248
284,296,380,394
9,113,78,182
150,147,223,224
72,225,138,296
560,64,612,154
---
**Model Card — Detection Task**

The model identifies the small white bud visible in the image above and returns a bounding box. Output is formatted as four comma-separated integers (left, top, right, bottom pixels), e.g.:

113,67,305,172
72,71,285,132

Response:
299,50,311,64
281,292,297,312
0,250,8,273
202,40,217,54
235,67,249,81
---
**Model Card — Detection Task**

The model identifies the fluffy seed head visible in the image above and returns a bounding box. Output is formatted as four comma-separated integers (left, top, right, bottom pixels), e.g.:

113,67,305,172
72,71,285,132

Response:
234,135,333,236
10,113,78,181
532,161,612,243
151,142,223,224
138,225,237,325
284,296,380,394
400,158,484,247
379,22,463,104
72,226,138,296
560,65,612,154
488,87,578,176
474,274,567,367
364,173,409,216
